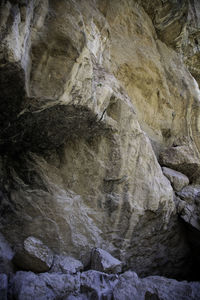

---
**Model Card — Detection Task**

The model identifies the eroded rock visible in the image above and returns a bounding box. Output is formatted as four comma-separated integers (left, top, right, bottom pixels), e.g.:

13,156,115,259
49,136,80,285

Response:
0,0,200,281
91,248,122,274
50,255,83,274
11,271,80,300
13,236,53,273
8,269,200,300
162,167,189,191
113,271,200,300
160,145,200,182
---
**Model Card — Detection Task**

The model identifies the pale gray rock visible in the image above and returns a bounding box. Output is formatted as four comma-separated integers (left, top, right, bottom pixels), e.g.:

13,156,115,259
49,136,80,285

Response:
162,167,189,191
91,248,122,274
50,255,83,274
177,185,200,205
0,274,8,300
113,271,200,300
11,271,80,300
176,185,200,231
13,236,53,273
80,270,118,300
8,269,200,300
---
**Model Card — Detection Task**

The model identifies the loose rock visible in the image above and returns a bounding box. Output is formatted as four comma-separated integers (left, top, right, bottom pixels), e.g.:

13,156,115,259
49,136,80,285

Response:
50,255,83,274
162,167,189,191
13,236,53,273
91,248,122,274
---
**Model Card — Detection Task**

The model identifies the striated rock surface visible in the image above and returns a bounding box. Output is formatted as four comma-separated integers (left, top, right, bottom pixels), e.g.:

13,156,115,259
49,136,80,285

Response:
0,0,200,293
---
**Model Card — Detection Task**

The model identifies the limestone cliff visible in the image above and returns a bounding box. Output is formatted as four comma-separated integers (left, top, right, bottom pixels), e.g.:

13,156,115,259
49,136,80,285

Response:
0,0,200,298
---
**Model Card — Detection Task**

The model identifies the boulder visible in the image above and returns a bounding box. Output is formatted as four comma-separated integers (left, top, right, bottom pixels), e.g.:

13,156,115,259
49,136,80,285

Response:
177,185,200,205
50,255,83,274
13,236,53,273
91,248,122,274
176,185,200,231
11,271,80,300
80,270,118,300
8,269,200,300
159,145,200,181
162,167,189,191
113,271,200,300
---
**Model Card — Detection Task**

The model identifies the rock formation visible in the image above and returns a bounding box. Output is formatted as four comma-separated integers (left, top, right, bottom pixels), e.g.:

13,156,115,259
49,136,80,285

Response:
0,0,200,298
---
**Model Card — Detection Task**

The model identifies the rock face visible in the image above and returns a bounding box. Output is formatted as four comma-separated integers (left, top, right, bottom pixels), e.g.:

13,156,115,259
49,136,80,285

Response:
0,0,200,291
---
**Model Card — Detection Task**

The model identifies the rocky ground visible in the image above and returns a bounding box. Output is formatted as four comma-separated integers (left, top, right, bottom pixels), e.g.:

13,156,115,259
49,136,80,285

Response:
1,0,200,299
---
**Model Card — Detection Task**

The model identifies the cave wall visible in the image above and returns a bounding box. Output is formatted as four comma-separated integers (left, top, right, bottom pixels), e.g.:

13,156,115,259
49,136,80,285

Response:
0,0,200,279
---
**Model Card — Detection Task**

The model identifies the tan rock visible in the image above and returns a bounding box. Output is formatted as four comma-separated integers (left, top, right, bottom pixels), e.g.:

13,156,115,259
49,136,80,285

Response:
0,0,199,279
159,145,200,182
162,167,189,191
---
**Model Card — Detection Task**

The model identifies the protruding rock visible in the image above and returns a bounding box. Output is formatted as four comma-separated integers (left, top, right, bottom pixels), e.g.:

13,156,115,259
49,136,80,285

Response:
159,145,200,181
13,237,53,273
177,185,200,205
162,167,189,191
176,185,200,231
91,248,122,274
50,255,83,274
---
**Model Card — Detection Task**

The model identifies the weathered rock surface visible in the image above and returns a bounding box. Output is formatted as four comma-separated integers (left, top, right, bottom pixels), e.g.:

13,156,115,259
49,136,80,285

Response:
175,185,200,273
0,0,200,283
177,185,200,205
5,269,200,300
91,248,122,274
162,167,189,191
141,0,200,86
11,271,80,300
13,236,53,273
50,255,83,274
113,271,200,300
160,145,200,182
